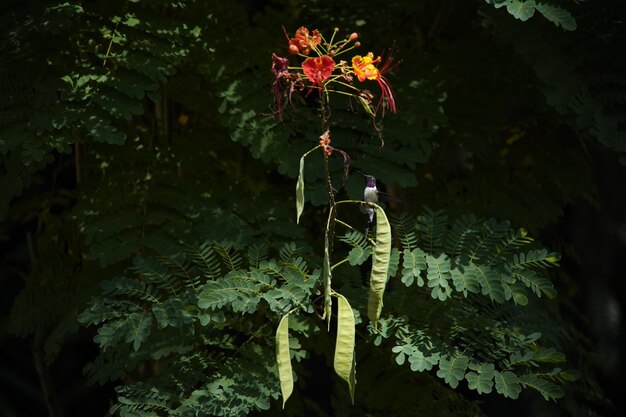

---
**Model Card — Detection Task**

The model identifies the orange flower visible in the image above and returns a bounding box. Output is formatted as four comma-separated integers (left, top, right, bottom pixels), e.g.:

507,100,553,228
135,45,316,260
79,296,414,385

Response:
352,51,397,114
302,55,335,87
352,53,381,82
288,26,321,55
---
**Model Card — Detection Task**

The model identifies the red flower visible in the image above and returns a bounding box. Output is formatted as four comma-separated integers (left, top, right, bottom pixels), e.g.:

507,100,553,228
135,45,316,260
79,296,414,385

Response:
302,55,335,87
287,26,321,55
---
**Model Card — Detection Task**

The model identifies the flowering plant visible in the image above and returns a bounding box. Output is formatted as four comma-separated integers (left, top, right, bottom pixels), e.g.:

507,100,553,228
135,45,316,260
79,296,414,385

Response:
272,26,398,122
272,27,400,408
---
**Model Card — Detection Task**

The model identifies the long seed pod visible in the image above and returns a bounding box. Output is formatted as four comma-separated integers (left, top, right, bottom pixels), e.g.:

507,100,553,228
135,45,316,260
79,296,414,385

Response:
334,293,356,403
322,233,332,329
367,204,392,328
296,156,305,224
276,314,293,408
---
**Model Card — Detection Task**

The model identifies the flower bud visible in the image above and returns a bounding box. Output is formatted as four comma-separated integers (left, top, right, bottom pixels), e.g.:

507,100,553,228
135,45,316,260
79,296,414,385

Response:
288,44,299,54
355,41,361,48
349,32,358,41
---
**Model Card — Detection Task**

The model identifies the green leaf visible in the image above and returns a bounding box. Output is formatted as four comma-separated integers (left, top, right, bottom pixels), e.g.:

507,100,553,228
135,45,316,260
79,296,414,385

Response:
401,248,426,286
347,246,371,266
358,95,375,118
513,269,557,299
535,2,577,31
450,266,480,296
416,207,448,253
408,350,440,372
471,264,506,302
519,374,564,400
197,275,261,313
504,281,530,305
151,298,189,328
510,249,560,269
506,0,536,21
296,156,305,224
276,314,293,408
340,230,372,266
489,0,512,9
465,363,495,394
125,312,152,351
334,293,356,403
437,355,470,389
387,247,400,279
368,204,392,328
533,347,566,363
494,371,522,399
426,253,452,301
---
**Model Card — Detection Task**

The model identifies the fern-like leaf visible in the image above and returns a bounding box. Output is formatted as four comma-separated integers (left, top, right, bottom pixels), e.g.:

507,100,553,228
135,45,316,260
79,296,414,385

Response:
444,214,480,259
213,242,243,271
279,242,303,262
340,230,372,266
416,207,448,254
391,212,418,251
188,241,223,280
247,242,268,268
197,272,261,314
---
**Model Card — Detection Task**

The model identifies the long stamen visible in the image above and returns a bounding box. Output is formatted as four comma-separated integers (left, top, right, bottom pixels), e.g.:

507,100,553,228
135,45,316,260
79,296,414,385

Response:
376,77,397,114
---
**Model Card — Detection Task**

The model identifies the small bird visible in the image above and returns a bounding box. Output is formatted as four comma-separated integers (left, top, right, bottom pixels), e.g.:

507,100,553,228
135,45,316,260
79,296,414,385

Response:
363,175,378,237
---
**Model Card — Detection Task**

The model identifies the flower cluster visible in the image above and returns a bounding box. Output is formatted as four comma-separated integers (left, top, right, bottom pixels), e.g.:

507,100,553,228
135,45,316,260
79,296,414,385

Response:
272,26,398,121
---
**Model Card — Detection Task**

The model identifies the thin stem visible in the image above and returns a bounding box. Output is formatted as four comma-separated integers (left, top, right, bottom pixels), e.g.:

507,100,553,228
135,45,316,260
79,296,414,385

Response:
327,28,339,48
332,43,359,57
334,218,356,231
330,79,361,91
335,218,376,245
331,258,349,271
325,89,358,98
323,154,336,250
320,88,336,252
336,199,374,207
102,24,119,67
302,144,321,159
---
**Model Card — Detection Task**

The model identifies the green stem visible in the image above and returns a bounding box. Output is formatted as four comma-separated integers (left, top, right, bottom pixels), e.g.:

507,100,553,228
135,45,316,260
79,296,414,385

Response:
327,28,339,49
302,144,321,159
331,79,361,91
335,218,376,245
333,44,359,57
334,218,356,231
336,199,374,207
103,35,115,67
320,89,334,214
325,89,358,98
331,258,349,271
